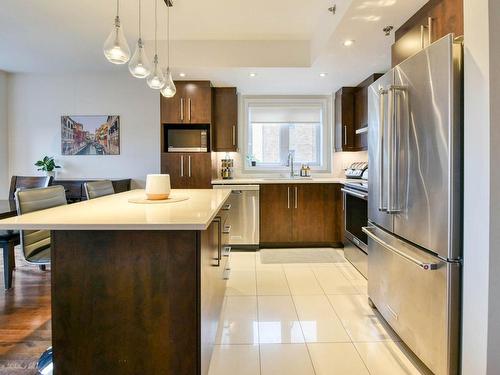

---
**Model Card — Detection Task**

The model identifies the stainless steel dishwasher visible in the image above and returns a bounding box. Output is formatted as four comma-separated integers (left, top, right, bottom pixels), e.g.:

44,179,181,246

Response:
213,185,259,249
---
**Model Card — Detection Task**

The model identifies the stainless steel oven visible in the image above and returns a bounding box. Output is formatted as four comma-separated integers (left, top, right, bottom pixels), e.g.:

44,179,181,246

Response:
341,181,368,277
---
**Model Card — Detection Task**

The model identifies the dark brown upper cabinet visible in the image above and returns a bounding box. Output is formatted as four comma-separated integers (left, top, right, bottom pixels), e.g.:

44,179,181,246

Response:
213,87,238,152
391,0,463,67
335,74,383,152
352,74,384,151
161,81,212,124
334,87,357,152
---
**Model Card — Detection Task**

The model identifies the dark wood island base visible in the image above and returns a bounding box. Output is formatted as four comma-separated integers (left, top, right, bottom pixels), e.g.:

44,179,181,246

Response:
51,224,226,374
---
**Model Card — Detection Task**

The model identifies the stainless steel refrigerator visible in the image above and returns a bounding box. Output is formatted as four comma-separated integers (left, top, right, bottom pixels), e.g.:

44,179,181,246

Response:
364,34,462,375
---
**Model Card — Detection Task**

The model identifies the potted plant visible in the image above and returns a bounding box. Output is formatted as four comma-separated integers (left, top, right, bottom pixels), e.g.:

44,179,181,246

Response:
35,156,61,178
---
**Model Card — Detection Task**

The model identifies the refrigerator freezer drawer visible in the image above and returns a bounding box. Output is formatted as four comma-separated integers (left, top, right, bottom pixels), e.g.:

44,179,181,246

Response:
364,225,460,375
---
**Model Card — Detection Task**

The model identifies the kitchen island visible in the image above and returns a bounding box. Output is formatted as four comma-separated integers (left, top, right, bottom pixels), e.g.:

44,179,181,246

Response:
0,189,232,375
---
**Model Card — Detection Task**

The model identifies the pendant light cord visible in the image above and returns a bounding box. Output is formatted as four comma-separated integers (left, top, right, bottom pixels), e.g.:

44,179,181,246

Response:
117,0,119,16
167,2,170,67
138,0,142,39
154,0,158,54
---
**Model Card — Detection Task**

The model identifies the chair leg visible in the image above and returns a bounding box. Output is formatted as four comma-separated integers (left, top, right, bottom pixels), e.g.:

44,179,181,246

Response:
9,243,15,270
39,265,46,271
2,242,14,289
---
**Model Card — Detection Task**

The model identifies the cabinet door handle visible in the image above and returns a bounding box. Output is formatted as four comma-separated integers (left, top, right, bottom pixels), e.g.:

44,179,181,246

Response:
188,155,192,177
427,16,432,45
188,98,192,122
287,187,290,209
294,186,298,209
180,155,184,177
420,25,425,49
180,98,184,121
344,125,347,145
232,125,236,146
211,217,222,267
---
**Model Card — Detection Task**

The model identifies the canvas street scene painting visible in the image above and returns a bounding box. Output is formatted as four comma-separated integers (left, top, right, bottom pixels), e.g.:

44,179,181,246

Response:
61,115,120,155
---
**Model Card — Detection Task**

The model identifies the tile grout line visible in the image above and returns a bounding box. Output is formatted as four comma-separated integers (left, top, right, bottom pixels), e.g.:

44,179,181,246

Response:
254,251,263,375
307,257,370,373
283,253,318,375
323,260,374,375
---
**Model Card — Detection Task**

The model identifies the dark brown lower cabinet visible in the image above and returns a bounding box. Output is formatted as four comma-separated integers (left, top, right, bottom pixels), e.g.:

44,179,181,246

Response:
260,183,343,246
259,184,293,243
51,218,227,374
161,152,213,188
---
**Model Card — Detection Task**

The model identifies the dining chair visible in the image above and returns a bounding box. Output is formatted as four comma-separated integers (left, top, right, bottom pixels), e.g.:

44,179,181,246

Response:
9,175,53,200
0,230,20,289
84,180,115,200
15,185,67,270
1,176,53,288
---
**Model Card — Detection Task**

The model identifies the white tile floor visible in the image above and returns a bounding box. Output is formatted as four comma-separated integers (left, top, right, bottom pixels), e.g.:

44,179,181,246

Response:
209,249,430,375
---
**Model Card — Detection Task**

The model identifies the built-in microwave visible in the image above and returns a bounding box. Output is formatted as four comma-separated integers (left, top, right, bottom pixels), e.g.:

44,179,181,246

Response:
165,126,209,152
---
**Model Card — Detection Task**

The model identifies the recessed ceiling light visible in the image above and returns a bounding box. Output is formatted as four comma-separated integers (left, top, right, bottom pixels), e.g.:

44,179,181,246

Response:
319,73,328,77
249,72,257,77
343,39,355,47
179,73,186,77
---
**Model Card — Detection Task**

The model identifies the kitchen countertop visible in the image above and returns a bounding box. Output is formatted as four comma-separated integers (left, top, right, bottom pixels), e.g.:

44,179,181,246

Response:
0,189,231,231
211,177,360,185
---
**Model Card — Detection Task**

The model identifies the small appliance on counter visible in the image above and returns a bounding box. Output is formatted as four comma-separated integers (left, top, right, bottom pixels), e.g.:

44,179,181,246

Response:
344,162,368,179
221,157,234,179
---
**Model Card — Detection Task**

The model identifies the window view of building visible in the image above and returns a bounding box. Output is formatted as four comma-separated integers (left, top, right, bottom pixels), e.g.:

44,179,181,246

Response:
246,98,327,170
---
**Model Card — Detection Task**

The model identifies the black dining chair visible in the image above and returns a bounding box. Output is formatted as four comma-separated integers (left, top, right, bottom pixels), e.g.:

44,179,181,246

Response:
1,176,53,289
0,230,20,289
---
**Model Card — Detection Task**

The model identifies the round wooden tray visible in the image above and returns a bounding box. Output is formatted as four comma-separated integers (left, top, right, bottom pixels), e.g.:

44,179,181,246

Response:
128,194,190,204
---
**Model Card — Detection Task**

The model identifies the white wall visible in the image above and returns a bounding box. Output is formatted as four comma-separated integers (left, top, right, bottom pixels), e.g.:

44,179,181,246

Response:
7,73,160,190
0,71,8,199
462,0,500,373
486,0,500,372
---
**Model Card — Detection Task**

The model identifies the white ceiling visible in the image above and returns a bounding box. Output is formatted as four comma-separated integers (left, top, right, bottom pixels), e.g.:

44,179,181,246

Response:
0,0,427,93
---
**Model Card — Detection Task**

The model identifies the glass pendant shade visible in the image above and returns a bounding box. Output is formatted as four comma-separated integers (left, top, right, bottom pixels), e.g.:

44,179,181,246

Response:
129,39,151,78
147,55,165,89
103,16,130,64
161,69,176,97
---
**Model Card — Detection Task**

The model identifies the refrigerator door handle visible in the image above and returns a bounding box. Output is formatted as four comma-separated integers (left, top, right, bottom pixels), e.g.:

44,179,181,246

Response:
378,88,388,212
388,85,407,214
387,86,395,213
362,226,438,270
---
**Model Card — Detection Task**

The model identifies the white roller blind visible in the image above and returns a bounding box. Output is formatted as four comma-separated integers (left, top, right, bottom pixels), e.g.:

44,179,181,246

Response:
249,105,321,123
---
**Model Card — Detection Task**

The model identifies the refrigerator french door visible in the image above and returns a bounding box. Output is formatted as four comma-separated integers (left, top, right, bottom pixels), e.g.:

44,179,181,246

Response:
365,34,462,375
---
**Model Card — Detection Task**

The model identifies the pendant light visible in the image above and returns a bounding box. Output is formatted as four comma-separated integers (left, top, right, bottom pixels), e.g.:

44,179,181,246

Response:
129,0,151,78
147,0,166,89
161,1,176,98
103,0,131,64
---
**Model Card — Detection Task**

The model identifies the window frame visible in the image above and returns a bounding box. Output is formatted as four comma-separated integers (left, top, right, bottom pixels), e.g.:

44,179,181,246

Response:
241,95,332,174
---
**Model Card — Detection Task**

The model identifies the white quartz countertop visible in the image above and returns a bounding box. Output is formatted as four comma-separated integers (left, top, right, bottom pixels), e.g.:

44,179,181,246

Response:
0,189,232,231
211,177,358,185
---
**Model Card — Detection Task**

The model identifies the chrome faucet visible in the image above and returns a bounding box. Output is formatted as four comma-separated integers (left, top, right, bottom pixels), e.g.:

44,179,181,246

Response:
287,151,295,177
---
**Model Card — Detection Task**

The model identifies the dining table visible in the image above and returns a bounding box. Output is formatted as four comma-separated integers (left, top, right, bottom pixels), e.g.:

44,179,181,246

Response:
0,199,19,289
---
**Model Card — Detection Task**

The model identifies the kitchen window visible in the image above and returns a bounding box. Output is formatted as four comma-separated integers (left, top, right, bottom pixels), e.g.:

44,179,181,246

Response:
243,97,331,172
